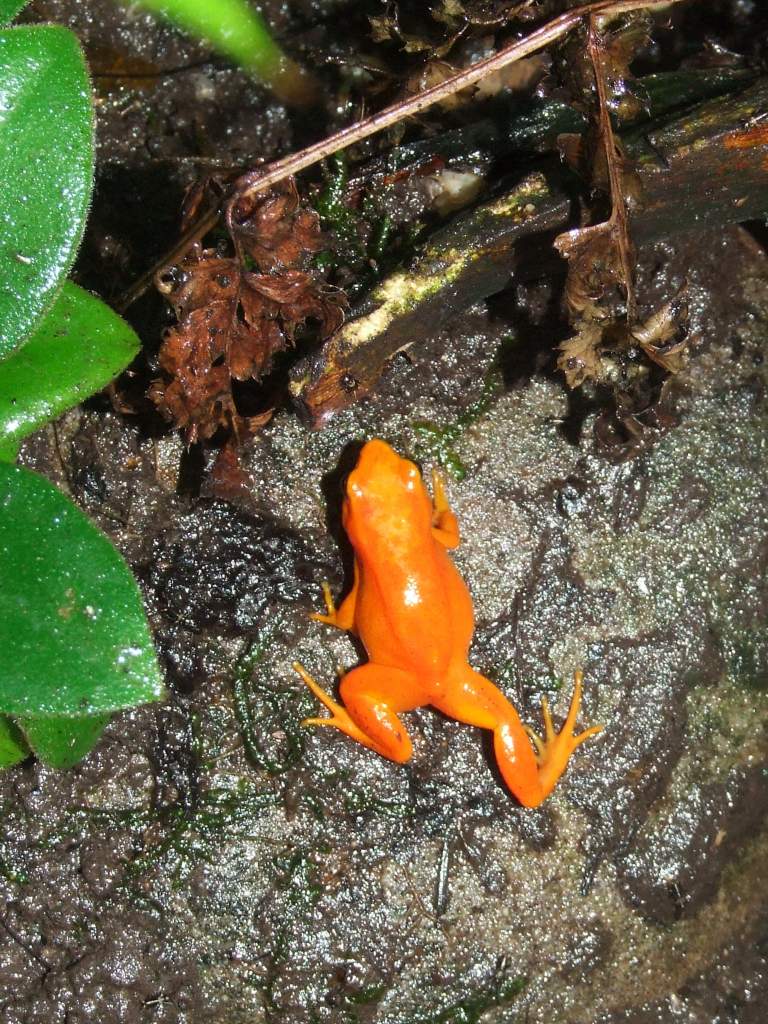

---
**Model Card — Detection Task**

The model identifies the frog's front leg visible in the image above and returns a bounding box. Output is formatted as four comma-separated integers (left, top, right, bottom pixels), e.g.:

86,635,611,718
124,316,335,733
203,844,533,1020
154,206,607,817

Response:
431,470,460,549
311,562,359,631
294,662,424,763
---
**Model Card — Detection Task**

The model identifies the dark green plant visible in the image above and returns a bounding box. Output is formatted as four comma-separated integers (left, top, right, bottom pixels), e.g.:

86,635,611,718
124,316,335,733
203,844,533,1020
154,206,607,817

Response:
0,2,164,769
124,0,314,105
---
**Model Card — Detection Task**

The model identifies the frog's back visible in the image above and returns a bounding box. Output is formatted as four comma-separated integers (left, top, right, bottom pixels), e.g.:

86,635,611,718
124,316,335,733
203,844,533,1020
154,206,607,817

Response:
342,437,475,686
354,532,474,683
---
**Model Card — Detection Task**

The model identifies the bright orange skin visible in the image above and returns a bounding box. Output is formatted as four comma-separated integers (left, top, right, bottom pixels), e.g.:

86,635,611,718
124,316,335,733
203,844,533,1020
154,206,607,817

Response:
295,439,601,808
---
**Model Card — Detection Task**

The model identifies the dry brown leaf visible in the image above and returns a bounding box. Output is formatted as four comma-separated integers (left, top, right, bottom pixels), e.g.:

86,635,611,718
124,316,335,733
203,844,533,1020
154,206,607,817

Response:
631,287,690,373
404,60,466,109
227,177,325,272
368,9,464,58
554,220,626,320
150,310,235,442
555,15,646,332
151,177,347,444
595,13,651,122
475,54,547,97
433,0,542,29
557,321,605,387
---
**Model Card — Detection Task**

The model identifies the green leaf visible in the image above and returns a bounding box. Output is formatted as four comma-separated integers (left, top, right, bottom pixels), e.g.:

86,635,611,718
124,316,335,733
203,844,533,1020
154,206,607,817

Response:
0,463,165,717
128,0,312,104
0,2,30,26
0,26,93,360
0,713,28,767
0,281,140,459
17,712,110,769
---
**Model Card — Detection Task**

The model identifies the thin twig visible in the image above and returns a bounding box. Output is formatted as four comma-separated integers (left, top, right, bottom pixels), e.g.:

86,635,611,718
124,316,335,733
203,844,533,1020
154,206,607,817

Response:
587,16,637,321
116,0,683,313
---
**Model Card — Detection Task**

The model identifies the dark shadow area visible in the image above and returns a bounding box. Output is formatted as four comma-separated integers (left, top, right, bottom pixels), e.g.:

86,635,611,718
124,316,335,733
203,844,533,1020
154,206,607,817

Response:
318,440,365,628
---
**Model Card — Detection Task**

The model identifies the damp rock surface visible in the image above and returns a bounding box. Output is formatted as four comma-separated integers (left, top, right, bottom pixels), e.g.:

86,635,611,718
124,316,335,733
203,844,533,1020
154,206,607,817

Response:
5,223,767,1022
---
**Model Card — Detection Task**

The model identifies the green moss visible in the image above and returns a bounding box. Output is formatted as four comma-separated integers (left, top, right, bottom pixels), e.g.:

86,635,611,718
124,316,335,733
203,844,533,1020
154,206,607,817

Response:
0,817,29,885
315,154,403,298
301,766,411,822
366,208,394,265
411,972,527,1023
477,172,549,221
316,155,363,262
273,847,322,913
343,785,411,819
413,336,514,480
231,621,306,775
728,628,768,692
69,781,279,887
343,982,388,1006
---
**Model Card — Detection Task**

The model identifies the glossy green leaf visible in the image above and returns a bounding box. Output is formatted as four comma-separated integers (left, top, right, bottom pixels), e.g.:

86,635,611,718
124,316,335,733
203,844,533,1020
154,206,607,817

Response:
18,712,110,768
0,2,30,26
0,434,18,463
128,0,312,104
0,713,28,767
0,26,93,359
0,281,140,459
0,463,165,717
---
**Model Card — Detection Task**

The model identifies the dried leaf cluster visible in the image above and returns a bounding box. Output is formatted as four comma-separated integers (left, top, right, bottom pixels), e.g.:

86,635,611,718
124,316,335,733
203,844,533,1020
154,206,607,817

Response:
554,13,691,458
370,1,543,57
150,178,346,444
130,0,702,462
558,287,689,387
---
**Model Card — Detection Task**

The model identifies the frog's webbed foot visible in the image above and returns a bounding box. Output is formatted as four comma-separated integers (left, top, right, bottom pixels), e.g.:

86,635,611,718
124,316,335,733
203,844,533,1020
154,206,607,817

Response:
524,671,603,790
293,661,377,753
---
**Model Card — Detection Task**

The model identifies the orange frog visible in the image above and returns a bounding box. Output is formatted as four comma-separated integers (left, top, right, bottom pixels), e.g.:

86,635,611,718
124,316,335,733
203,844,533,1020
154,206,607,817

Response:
294,439,601,807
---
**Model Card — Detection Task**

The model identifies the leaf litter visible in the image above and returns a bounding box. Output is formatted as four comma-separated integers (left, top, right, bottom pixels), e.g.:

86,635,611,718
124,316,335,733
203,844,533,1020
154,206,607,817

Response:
136,1,698,464
553,12,691,459
150,176,346,445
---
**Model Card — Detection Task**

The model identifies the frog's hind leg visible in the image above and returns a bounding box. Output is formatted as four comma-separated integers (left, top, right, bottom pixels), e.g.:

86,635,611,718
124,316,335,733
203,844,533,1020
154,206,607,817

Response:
431,667,601,807
294,662,423,763
523,670,603,799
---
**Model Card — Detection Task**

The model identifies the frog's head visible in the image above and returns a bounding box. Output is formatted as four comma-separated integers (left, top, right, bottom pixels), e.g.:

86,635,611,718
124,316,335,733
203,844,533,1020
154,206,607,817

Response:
342,439,432,549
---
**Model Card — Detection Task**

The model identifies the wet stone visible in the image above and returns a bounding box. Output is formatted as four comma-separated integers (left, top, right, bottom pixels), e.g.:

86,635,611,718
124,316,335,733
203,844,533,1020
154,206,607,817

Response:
141,501,333,633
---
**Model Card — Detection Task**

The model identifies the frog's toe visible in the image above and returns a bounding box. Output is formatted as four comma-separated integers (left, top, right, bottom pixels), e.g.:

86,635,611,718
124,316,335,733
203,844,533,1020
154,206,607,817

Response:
294,661,340,714
524,724,545,758
531,671,603,769
309,582,338,626
301,715,340,728
321,581,336,613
